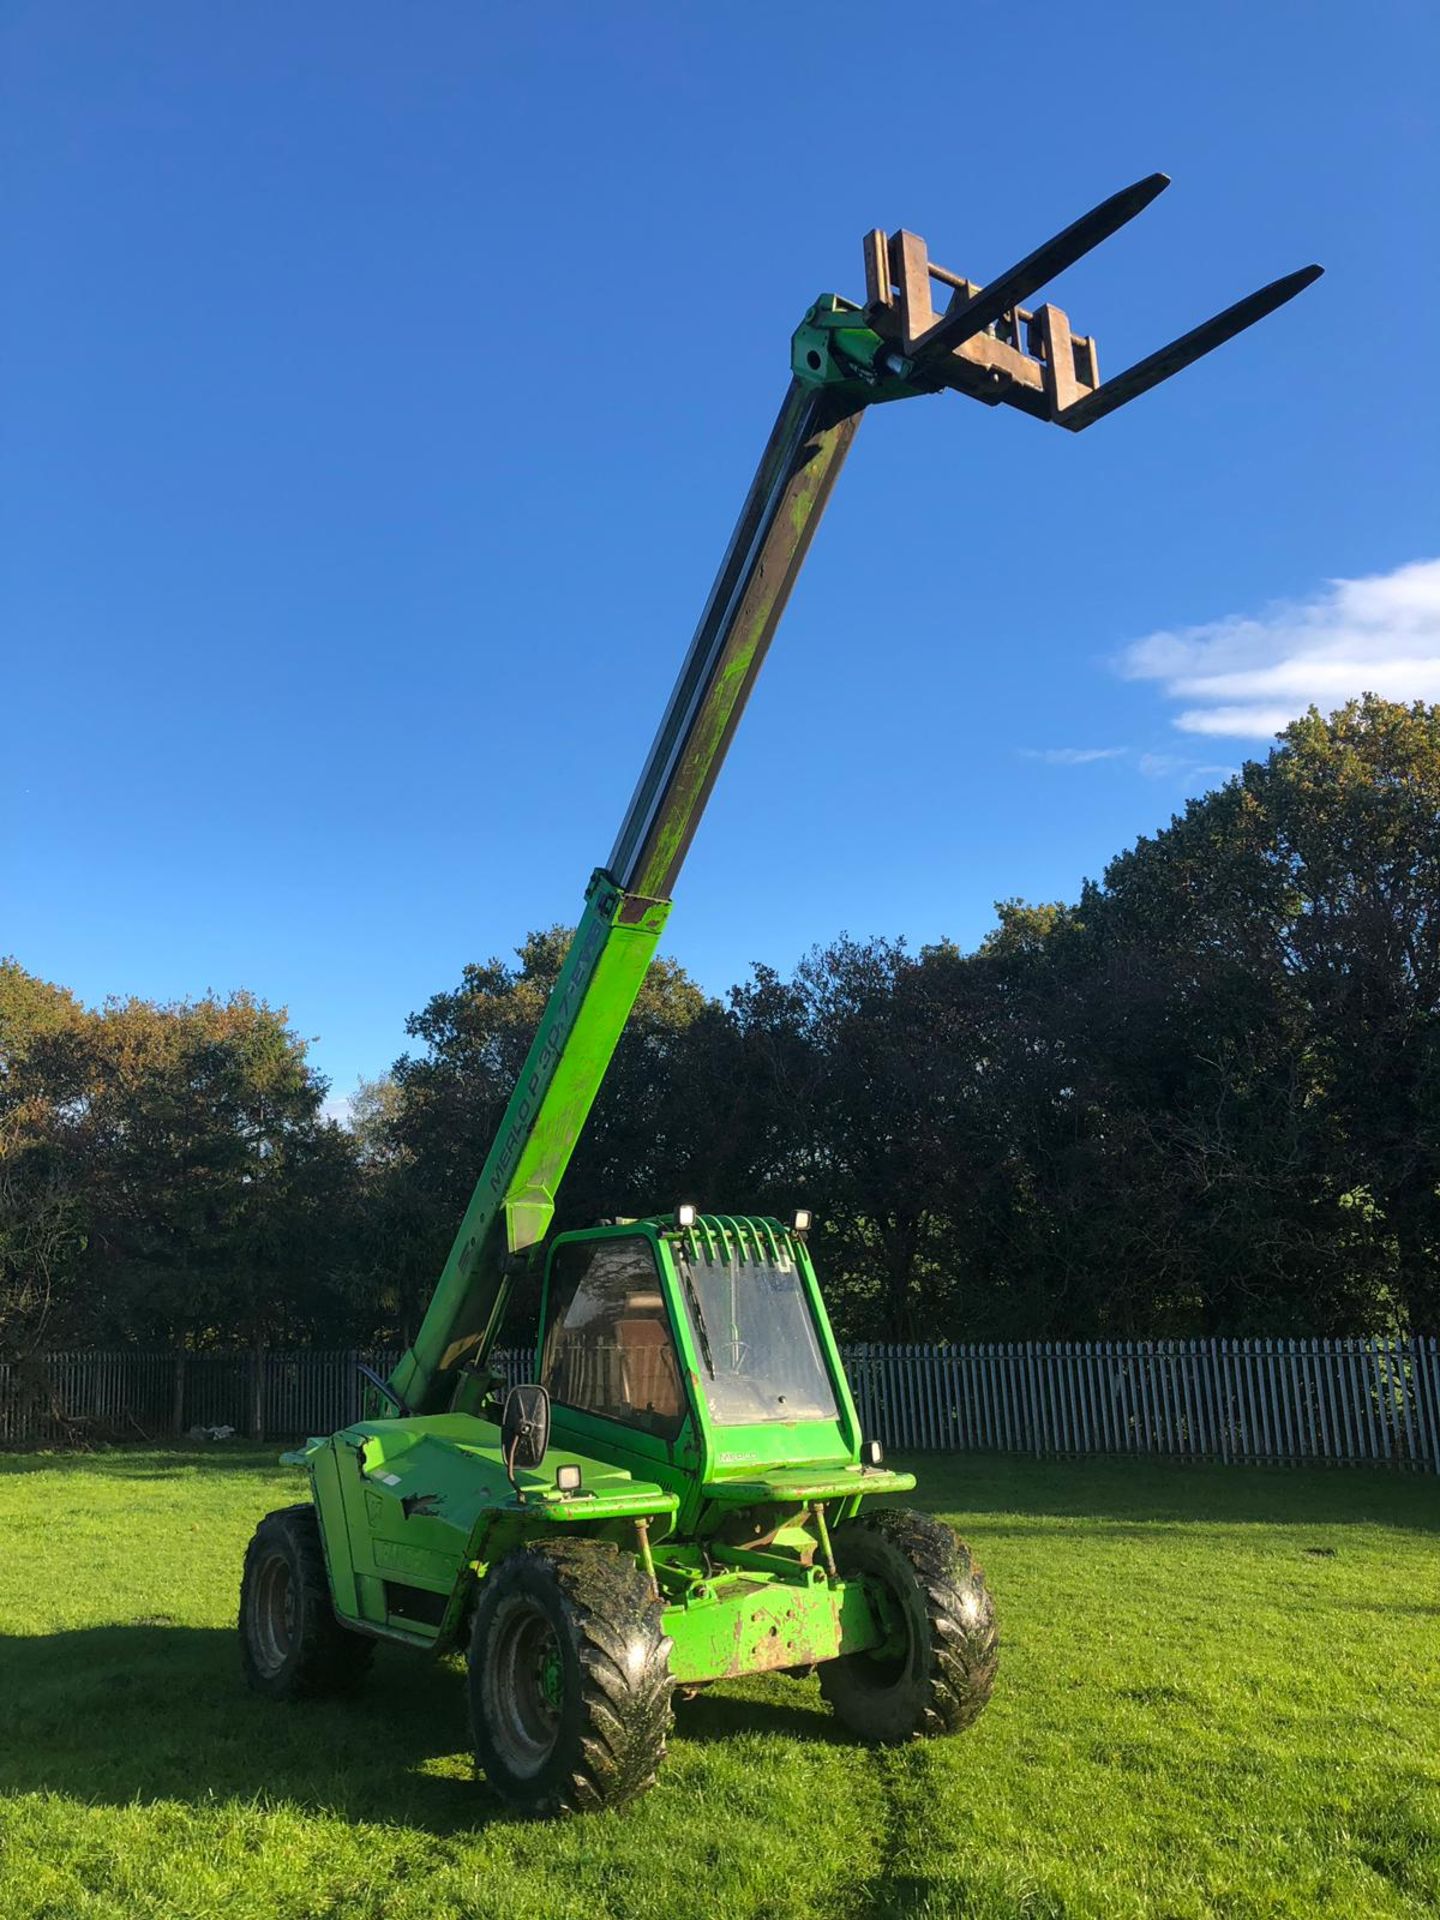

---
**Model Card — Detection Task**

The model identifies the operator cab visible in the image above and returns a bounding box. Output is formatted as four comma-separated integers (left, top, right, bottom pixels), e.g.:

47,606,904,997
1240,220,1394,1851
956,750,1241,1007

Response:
537,1215,849,1470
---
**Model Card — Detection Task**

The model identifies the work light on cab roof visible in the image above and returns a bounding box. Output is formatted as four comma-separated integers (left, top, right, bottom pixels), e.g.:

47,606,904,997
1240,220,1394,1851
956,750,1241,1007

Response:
237,172,1321,1817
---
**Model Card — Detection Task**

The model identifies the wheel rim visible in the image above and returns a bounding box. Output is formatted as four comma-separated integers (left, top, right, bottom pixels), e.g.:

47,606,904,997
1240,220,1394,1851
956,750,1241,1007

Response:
250,1549,297,1676
488,1598,565,1776
849,1573,912,1689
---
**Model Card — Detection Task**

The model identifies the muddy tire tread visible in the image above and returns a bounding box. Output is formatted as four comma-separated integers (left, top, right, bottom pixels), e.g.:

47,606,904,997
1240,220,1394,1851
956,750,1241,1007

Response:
239,1502,375,1700
819,1506,997,1742
470,1537,673,1816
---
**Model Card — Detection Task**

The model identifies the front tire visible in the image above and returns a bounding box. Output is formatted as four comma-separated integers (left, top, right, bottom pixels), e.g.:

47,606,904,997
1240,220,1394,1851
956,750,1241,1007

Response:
469,1538,673,1816
239,1503,375,1700
820,1507,997,1743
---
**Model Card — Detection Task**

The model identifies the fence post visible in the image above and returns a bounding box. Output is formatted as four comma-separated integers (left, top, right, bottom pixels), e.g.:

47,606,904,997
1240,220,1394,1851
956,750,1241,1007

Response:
250,1338,266,1442
171,1350,187,1437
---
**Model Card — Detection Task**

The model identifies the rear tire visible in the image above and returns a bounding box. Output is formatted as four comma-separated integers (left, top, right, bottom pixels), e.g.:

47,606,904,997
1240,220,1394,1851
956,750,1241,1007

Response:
239,1503,376,1700
469,1538,673,1816
819,1507,997,1743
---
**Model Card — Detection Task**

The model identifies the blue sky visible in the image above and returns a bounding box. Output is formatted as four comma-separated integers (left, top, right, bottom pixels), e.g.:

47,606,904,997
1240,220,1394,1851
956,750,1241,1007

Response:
4,1,1437,1109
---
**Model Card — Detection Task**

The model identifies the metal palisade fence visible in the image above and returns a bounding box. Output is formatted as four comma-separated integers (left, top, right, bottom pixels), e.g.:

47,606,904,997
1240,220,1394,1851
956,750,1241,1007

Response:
0,1348,516,1449
2,1337,1438,1469
846,1337,1440,1469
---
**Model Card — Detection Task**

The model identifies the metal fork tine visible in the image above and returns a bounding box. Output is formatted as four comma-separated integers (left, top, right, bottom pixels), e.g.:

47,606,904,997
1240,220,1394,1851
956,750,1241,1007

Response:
1057,264,1324,431
910,172,1171,359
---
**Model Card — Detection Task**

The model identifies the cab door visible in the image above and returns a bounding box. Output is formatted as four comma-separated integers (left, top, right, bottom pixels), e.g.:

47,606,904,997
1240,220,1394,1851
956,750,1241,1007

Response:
539,1231,696,1498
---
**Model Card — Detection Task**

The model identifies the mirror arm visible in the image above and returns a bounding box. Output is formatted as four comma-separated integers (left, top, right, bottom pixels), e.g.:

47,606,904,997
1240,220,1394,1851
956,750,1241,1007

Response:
356,1361,410,1418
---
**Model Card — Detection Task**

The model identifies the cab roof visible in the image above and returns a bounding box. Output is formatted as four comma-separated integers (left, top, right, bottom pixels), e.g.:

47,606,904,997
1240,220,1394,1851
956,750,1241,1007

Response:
641,1212,800,1264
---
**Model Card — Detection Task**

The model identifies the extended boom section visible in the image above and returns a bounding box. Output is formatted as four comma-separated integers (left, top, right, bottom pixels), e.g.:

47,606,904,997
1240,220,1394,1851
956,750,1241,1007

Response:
608,381,864,899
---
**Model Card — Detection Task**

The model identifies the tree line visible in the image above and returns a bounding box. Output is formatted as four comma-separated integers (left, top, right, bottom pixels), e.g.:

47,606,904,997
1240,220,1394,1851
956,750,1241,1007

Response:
3,696,1437,1362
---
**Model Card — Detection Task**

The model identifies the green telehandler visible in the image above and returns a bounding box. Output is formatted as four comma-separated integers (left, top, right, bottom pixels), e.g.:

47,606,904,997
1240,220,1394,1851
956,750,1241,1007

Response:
240,180,1321,1815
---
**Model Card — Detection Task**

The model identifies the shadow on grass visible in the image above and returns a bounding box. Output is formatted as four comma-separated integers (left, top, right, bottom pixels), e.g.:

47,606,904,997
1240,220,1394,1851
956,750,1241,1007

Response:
0,1621,838,1832
672,1677,846,1746
1,1622,510,1833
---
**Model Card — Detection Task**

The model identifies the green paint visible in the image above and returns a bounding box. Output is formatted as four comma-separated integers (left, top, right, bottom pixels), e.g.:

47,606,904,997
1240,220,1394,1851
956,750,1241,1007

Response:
790,294,928,405
661,1562,887,1685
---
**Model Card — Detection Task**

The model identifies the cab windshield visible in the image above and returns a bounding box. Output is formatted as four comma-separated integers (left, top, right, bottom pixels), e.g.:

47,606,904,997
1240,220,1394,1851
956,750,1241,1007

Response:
676,1241,838,1426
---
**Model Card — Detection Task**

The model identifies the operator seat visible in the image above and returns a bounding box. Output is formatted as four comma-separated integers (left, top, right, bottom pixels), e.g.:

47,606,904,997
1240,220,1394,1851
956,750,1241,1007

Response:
616,1295,683,1422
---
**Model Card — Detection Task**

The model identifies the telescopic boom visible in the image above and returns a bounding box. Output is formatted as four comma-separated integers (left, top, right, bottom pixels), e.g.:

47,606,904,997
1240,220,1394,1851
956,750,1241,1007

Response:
388,180,1322,1417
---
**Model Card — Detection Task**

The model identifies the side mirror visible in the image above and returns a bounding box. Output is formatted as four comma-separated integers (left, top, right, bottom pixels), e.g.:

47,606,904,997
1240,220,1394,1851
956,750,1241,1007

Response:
500,1384,551,1494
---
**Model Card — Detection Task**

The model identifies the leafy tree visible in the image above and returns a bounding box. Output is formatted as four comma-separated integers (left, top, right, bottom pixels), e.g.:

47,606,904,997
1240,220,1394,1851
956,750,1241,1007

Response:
1078,696,1440,1332
0,972,357,1352
0,963,90,1356
347,1075,408,1171
720,937,978,1338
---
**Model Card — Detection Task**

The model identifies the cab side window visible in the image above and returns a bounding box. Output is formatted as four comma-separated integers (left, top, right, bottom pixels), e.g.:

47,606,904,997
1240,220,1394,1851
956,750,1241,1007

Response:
540,1237,687,1441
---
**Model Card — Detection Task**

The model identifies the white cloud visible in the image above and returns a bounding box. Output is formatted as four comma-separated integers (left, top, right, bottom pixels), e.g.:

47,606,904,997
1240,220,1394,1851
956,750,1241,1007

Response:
1018,746,1126,765
1137,751,1183,778
1138,750,1239,784
1115,557,1440,738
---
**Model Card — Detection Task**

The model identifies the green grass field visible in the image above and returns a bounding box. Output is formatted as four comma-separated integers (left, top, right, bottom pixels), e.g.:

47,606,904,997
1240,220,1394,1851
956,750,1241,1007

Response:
0,1447,1435,1920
